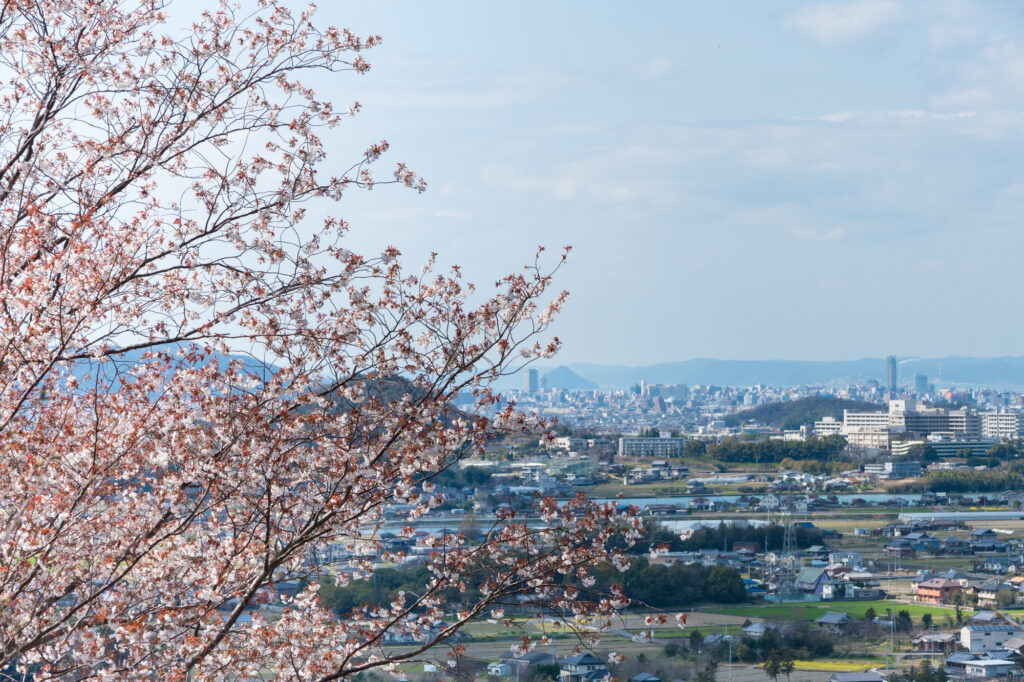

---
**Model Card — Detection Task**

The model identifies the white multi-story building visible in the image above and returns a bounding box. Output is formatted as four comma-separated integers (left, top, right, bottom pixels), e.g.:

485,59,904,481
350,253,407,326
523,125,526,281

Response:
813,416,842,436
981,411,1024,440
842,410,891,431
840,408,892,449
863,460,921,479
550,437,588,451
617,436,686,458
828,552,863,567
960,624,1019,653
840,400,987,450
843,429,891,449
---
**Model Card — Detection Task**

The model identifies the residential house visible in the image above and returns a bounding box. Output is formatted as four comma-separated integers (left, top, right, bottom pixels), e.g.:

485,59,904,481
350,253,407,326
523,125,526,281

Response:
903,532,940,553
805,545,830,561
487,662,514,677
796,567,829,596
886,538,916,557
795,498,829,513
643,504,681,516
945,652,984,678
822,579,848,601
975,541,1010,555
941,538,974,556
886,523,917,538
742,622,777,637
969,611,1001,625
829,552,863,568
702,633,731,647
963,659,1015,679
975,582,1012,609
814,611,851,634
1001,636,1024,656
630,675,661,682
917,577,965,605
743,578,767,597
982,558,1012,574
733,541,761,553
559,653,607,682
930,569,972,585
500,651,559,672
912,633,960,653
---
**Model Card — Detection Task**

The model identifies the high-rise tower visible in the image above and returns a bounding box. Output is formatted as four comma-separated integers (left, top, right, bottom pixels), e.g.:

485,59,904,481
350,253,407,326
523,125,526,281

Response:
886,356,898,395
524,368,539,394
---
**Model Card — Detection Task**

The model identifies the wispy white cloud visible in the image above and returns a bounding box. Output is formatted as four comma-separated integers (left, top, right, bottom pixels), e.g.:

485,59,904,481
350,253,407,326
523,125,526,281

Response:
785,0,902,45
724,205,845,244
913,259,947,273
928,87,992,109
368,68,571,112
638,57,674,80
364,207,471,222
916,0,986,48
480,141,682,206
817,111,860,123
792,226,845,242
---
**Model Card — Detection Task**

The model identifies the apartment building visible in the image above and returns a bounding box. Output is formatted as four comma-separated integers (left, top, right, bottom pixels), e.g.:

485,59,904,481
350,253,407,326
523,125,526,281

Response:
981,411,1024,440
617,436,686,458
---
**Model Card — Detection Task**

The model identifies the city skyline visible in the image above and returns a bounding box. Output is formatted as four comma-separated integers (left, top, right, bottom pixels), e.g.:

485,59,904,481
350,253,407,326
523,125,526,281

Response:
493,353,1024,392
288,1,1024,365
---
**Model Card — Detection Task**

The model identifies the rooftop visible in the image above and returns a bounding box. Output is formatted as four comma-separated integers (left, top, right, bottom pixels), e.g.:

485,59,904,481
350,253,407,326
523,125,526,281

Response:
815,612,850,624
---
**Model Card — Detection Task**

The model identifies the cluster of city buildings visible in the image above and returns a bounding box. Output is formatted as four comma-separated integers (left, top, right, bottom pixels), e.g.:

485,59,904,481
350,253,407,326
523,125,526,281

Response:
499,360,1024,447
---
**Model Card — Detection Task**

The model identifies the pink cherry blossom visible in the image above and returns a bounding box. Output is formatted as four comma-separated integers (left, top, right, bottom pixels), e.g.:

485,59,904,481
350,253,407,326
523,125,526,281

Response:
0,1,637,679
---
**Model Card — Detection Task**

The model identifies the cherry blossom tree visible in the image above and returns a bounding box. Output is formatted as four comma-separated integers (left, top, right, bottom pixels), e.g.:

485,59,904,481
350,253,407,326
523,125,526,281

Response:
0,1,646,679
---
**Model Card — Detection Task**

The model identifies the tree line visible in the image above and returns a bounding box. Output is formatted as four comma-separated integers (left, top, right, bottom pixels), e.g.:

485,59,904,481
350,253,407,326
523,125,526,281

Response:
616,520,825,555
890,469,1024,493
316,556,748,616
706,436,847,463
723,395,879,430
665,624,833,666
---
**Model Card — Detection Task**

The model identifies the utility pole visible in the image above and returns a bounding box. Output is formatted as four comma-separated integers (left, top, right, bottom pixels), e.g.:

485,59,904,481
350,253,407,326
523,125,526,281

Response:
725,625,733,682
884,614,892,671
885,608,893,676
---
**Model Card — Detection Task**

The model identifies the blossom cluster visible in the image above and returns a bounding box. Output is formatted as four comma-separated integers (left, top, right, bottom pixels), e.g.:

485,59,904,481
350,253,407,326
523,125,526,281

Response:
0,1,637,679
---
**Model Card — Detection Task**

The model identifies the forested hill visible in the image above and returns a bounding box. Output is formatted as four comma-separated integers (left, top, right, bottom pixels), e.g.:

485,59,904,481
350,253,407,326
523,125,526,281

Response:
724,395,881,430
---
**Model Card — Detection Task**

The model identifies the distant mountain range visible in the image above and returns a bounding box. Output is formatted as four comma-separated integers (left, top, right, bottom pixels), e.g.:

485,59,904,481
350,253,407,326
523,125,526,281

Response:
86,348,1024,392
540,365,596,390
723,396,880,430
509,356,1024,391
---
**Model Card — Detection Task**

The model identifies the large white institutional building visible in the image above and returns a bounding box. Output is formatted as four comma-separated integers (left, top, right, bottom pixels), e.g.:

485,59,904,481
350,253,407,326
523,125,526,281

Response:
814,399,1023,451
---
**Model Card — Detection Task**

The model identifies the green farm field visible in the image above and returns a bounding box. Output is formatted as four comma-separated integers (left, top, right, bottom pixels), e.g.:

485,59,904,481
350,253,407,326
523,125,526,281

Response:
707,600,973,623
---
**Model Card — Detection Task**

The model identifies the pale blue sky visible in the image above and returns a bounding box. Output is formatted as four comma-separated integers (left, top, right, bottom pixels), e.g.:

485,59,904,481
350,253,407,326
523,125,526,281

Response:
281,2,1024,364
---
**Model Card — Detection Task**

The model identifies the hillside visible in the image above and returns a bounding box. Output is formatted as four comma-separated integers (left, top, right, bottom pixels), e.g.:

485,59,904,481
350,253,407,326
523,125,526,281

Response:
542,365,597,390
724,395,881,430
